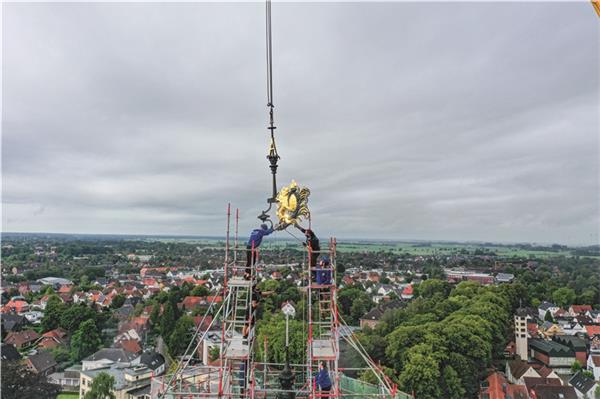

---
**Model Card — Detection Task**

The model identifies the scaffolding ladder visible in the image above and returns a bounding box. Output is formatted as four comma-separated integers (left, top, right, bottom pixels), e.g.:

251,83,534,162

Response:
307,238,339,398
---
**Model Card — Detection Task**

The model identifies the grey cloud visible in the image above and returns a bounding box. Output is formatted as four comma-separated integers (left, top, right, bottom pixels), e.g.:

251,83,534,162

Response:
2,2,598,244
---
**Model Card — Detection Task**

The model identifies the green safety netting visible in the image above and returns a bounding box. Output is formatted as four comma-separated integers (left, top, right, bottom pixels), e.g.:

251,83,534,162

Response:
339,374,412,399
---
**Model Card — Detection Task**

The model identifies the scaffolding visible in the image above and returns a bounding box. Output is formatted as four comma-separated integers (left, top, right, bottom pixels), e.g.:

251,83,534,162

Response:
151,206,410,399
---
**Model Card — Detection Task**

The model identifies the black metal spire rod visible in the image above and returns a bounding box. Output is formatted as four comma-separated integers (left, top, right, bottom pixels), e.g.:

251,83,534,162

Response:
259,0,279,223
266,0,279,203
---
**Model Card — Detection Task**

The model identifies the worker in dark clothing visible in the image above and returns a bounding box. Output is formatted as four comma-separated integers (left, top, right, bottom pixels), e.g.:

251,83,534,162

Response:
315,361,332,396
245,224,274,279
295,224,320,269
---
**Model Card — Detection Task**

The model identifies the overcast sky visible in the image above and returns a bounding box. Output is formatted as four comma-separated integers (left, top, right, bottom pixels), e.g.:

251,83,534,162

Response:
2,2,599,245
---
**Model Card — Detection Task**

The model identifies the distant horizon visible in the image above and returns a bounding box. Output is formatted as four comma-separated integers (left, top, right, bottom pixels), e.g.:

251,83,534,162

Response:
2,230,597,248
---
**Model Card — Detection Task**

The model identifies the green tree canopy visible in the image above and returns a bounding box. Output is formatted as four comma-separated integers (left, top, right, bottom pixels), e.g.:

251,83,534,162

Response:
71,319,102,362
553,287,576,308
41,295,64,331
168,316,195,357
83,372,115,399
60,304,97,333
1,360,60,399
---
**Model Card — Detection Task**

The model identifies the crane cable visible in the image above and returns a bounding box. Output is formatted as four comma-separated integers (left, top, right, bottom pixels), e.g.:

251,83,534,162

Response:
265,0,276,147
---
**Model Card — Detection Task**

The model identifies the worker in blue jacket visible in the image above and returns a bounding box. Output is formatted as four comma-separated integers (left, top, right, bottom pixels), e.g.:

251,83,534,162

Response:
315,361,332,395
245,224,274,279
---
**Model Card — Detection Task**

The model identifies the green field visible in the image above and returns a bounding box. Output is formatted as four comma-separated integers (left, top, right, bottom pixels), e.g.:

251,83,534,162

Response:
147,236,597,259
56,393,79,399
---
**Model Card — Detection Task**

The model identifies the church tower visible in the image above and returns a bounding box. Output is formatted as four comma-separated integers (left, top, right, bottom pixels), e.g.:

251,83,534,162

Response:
514,308,529,361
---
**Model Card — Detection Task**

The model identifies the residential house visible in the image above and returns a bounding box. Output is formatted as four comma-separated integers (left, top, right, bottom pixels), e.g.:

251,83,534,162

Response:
539,301,559,320
181,296,204,312
401,284,414,300
586,309,600,323
568,305,593,317
134,351,166,376
536,365,562,382
37,329,68,350
585,325,600,338
540,322,563,338
114,328,141,344
21,311,43,324
82,348,139,371
116,339,142,355
1,313,27,333
591,335,600,353
534,386,583,399
26,351,57,376
568,371,598,399
506,359,541,384
359,300,405,329
48,366,81,392
479,372,528,399
2,299,30,314
5,330,40,349
559,321,586,336
587,354,600,380
573,314,594,326
523,377,562,390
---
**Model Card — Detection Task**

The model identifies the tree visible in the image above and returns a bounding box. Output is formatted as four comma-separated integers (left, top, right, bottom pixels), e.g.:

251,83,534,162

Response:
350,295,374,324
441,365,465,399
572,360,583,373
150,303,161,327
60,304,97,333
168,316,195,357
338,287,372,323
544,310,554,322
552,287,576,308
41,295,64,331
1,360,60,399
209,346,220,361
71,319,102,362
256,314,305,365
417,279,451,299
83,371,115,399
51,346,71,364
191,285,209,297
160,301,177,338
110,294,126,309
398,345,441,399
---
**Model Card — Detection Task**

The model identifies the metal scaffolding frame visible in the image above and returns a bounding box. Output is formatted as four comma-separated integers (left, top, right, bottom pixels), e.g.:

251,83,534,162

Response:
152,206,408,399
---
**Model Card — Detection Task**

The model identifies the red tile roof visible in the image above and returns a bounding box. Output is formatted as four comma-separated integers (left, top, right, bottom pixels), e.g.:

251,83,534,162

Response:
182,296,203,309
571,305,593,314
482,372,528,399
42,328,67,339
585,325,600,336
2,299,29,313
117,339,142,354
